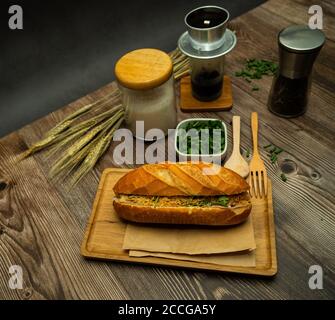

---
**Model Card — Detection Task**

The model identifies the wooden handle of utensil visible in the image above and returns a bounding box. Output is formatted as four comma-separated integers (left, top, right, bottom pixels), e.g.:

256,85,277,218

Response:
232,116,241,154
251,112,259,155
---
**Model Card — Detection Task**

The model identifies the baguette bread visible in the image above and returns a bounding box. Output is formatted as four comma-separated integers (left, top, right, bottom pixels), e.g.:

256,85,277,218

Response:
114,162,250,196
113,162,252,226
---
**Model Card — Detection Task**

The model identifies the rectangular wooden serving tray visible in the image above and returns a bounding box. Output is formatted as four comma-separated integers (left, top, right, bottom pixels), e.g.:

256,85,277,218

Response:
81,168,277,276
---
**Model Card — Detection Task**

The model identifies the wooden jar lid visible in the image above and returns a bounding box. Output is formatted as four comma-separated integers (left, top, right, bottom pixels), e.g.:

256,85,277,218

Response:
115,48,173,90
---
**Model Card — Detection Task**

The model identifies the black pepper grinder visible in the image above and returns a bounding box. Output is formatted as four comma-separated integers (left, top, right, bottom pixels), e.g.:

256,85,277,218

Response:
268,25,325,117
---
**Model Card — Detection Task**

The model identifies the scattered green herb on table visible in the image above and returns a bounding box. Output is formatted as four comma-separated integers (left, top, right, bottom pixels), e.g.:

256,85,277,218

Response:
264,144,283,164
235,59,278,91
245,148,251,158
281,173,288,182
264,143,288,182
177,120,225,155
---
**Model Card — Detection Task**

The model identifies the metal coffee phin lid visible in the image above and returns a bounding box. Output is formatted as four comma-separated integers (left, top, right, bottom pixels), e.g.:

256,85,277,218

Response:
279,25,325,53
178,6,237,59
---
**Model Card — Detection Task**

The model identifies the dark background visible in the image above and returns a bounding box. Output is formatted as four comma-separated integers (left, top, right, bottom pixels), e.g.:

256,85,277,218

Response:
0,0,265,138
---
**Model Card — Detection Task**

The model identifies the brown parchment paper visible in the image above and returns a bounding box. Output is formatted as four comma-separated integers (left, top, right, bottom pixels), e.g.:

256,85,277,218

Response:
129,250,256,267
123,215,256,255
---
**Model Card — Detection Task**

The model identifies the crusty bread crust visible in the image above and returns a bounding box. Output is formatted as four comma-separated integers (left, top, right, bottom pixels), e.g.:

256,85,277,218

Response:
113,162,249,196
113,200,251,226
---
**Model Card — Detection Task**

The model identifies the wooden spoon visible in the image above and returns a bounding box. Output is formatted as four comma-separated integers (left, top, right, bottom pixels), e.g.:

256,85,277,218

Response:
224,116,249,178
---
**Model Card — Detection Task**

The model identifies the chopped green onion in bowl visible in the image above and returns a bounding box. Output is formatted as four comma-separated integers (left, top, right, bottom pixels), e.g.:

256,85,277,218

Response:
175,118,227,161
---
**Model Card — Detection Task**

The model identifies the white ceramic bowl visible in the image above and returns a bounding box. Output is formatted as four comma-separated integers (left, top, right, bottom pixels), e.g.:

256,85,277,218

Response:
175,118,228,163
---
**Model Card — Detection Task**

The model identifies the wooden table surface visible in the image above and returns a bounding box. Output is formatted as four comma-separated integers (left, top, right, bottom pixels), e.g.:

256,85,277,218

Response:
1,0,334,300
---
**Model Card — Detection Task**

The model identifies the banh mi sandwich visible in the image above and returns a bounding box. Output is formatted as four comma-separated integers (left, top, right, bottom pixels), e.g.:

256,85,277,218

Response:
113,162,252,226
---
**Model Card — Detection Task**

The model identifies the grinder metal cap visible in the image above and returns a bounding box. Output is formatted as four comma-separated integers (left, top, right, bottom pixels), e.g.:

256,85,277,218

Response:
279,25,325,53
278,25,325,79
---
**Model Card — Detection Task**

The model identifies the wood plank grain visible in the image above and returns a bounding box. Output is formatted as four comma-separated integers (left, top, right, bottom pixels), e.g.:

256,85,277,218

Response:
10,82,334,299
0,133,130,299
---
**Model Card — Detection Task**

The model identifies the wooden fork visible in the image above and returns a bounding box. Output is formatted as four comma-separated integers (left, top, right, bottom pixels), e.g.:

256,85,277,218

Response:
249,112,268,199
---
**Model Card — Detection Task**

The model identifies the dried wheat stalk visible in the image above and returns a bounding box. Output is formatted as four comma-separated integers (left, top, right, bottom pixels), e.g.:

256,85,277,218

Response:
45,104,123,158
21,90,121,159
170,48,190,80
49,109,124,179
68,117,124,187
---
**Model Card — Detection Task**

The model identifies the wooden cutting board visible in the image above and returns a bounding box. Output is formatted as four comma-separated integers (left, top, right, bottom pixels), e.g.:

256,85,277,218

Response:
81,168,277,276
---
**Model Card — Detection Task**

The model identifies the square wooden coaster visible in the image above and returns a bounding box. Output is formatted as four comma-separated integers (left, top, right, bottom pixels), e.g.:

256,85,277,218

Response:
180,75,233,112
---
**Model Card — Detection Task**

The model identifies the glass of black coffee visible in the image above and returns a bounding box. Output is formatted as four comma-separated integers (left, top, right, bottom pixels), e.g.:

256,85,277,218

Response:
190,57,224,101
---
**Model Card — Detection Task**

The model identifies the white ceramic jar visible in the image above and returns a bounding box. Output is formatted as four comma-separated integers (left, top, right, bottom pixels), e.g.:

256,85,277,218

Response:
115,49,177,140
